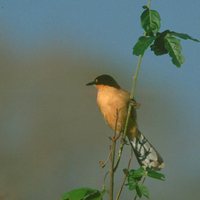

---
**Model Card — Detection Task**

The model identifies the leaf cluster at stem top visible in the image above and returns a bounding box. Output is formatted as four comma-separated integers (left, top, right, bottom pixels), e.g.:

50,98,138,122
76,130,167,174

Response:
133,6,199,67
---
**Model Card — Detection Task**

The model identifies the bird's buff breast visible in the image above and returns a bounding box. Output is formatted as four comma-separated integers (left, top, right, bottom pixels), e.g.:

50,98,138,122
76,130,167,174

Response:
97,88,128,134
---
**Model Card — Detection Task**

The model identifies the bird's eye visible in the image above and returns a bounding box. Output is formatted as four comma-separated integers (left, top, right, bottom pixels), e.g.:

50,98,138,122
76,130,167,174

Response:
95,79,98,83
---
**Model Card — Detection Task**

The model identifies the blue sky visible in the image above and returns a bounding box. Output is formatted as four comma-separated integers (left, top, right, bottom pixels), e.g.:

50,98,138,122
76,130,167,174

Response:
1,0,199,60
1,1,200,95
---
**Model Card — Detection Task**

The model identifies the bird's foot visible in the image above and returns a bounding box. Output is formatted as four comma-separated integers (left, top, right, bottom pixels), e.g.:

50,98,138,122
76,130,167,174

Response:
129,98,141,109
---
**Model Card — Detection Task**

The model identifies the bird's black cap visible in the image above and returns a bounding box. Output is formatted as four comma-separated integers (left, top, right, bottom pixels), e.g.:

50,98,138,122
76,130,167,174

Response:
86,74,120,89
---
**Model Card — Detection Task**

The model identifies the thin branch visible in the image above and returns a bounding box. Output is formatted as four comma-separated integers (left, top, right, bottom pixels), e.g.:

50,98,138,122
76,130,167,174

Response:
102,171,109,192
109,109,119,200
114,55,143,172
123,54,143,138
116,150,133,200
118,0,150,157
147,0,151,8
114,137,126,172
108,1,150,198
99,148,112,168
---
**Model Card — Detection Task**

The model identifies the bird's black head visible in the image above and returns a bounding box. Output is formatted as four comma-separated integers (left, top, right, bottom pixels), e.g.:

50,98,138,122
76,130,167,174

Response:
86,74,120,89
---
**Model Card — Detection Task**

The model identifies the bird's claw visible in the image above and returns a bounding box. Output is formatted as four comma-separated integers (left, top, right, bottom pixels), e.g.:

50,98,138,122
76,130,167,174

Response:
129,98,141,109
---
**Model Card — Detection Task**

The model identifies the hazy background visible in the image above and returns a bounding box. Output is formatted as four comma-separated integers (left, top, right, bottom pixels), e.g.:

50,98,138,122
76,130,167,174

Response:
0,0,200,199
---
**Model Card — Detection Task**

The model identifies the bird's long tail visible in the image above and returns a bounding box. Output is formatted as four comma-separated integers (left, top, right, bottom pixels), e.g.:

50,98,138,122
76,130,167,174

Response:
128,130,164,170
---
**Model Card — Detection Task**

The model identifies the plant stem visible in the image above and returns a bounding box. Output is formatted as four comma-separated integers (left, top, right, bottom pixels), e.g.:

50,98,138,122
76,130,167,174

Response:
116,150,133,200
147,0,151,8
109,139,116,200
113,138,125,172
109,110,119,200
131,55,143,99
110,2,148,198
123,55,143,138
115,55,143,168
115,54,143,199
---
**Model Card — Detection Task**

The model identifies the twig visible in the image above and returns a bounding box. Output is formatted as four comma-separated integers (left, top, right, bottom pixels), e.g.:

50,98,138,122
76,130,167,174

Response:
102,171,109,191
99,149,112,168
114,138,126,172
108,2,149,198
114,100,140,172
132,2,150,200
109,109,119,200
114,55,143,172
116,150,133,200
147,0,151,8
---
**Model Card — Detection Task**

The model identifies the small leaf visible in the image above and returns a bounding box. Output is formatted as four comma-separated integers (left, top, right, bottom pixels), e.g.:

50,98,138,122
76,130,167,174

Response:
127,168,146,191
146,168,166,181
150,30,170,55
138,185,150,199
129,167,146,179
123,168,129,176
128,181,137,191
127,173,137,190
61,188,102,200
135,184,143,198
135,184,150,198
133,36,155,56
164,34,185,67
170,31,200,42
142,5,148,10
83,191,102,200
141,8,161,35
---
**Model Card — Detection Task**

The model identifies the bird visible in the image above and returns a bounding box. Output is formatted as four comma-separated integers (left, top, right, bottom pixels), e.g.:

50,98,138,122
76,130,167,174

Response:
86,74,164,170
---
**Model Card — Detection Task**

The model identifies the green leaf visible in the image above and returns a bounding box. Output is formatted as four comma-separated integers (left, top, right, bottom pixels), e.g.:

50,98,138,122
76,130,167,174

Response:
129,167,146,179
135,184,149,198
146,168,166,181
133,36,155,56
137,184,150,199
150,30,170,55
170,31,200,42
164,35,185,67
141,8,161,35
135,184,143,198
61,188,102,200
127,168,146,191
128,181,137,191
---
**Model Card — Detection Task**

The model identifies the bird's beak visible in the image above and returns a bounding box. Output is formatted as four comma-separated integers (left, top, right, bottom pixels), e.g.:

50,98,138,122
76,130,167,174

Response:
86,80,95,86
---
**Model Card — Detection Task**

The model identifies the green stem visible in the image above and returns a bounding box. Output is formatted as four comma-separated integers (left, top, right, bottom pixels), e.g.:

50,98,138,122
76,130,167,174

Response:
109,0,150,198
147,0,151,8
116,150,133,200
109,140,116,200
115,0,150,169
113,54,143,178
114,55,143,173
109,110,119,200
131,55,143,99
122,54,143,140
